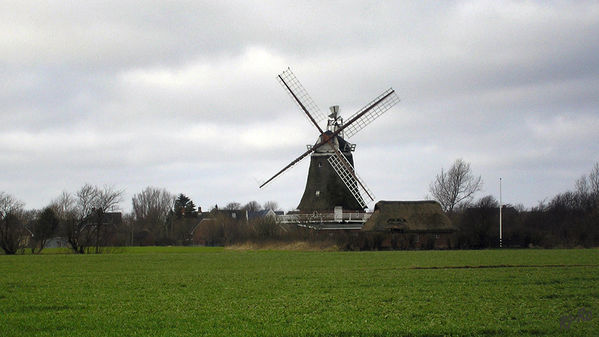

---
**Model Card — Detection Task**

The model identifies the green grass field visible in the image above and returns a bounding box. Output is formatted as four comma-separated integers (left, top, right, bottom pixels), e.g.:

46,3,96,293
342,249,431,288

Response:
1,248,598,336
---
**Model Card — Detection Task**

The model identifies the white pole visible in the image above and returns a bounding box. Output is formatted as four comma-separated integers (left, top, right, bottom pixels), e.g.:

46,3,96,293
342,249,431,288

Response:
499,177,503,248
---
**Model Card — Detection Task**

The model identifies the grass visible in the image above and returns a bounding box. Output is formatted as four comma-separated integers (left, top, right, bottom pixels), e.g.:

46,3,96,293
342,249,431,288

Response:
1,248,598,336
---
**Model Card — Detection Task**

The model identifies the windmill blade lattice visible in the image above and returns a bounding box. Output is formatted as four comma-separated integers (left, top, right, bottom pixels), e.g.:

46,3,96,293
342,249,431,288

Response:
277,68,327,125
343,88,400,139
260,87,397,191
259,142,318,188
262,67,400,213
328,150,374,209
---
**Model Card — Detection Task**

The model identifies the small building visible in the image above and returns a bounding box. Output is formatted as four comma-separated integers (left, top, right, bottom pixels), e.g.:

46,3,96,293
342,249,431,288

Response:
362,200,456,249
213,209,248,221
191,218,217,246
190,209,248,246
247,209,283,220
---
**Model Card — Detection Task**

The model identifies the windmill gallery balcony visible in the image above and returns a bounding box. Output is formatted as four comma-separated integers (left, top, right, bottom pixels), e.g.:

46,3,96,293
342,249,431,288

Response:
277,211,371,230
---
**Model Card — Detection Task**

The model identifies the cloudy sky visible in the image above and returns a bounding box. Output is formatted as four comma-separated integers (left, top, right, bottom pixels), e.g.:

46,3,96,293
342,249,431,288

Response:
2,1,598,212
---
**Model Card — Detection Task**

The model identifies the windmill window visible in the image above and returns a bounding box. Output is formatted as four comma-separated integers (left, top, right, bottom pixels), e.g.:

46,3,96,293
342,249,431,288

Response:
315,190,320,197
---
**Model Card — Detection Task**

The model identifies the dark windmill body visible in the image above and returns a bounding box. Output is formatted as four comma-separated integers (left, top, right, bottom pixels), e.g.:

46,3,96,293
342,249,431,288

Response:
260,68,399,214
298,111,364,212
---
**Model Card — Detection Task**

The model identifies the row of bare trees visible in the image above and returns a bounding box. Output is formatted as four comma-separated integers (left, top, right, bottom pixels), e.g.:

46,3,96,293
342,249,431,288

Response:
3,160,597,253
0,185,242,253
2,187,280,253
429,160,599,248
0,184,124,254
127,187,280,246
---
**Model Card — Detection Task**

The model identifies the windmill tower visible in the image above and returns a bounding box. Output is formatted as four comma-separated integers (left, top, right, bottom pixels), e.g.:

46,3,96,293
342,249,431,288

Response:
260,68,399,213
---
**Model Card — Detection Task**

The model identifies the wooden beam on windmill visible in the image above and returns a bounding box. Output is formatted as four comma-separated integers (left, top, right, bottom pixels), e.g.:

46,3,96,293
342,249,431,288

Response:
328,147,374,209
342,88,400,139
277,67,326,134
260,67,400,213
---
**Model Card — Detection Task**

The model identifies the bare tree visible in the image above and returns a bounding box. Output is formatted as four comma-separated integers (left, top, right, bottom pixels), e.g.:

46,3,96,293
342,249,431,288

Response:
55,184,124,254
573,162,599,210
263,201,280,211
132,187,174,239
458,195,499,248
575,162,599,195
50,191,76,220
576,174,589,195
0,192,24,215
29,207,59,254
588,162,599,195
243,201,262,213
90,185,123,253
429,158,483,213
223,202,241,210
0,192,26,255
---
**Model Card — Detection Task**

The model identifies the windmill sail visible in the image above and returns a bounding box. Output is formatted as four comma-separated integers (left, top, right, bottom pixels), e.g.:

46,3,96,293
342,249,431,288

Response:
277,68,327,127
262,67,399,213
343,88,400,139
328,149,374,210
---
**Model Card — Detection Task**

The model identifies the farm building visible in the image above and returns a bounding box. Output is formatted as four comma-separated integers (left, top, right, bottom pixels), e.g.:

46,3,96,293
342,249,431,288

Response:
361,200,456,249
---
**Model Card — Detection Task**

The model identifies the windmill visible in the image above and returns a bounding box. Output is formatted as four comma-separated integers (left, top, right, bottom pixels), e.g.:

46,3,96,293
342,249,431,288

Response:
260,68,400,213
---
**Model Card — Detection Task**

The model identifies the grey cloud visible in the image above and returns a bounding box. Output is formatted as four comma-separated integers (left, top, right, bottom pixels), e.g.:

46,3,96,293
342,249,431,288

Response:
1,1,598,211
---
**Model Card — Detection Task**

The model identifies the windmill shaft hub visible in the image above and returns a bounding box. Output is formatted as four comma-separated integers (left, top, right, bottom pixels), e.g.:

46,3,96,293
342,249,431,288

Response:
262,67,400,212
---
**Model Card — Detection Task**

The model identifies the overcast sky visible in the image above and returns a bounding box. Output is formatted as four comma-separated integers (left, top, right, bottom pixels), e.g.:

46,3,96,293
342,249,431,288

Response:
2,1,598,212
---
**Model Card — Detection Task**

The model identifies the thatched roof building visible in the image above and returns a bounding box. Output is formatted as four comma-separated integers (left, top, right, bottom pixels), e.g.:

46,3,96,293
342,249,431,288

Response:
362,200,455,233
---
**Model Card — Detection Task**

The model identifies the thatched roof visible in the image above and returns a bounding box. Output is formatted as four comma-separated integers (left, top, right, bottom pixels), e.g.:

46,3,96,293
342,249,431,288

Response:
362,200,455,233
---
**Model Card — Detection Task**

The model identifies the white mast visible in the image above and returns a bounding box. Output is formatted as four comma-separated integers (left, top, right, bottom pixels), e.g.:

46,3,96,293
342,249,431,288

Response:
499,177,503,248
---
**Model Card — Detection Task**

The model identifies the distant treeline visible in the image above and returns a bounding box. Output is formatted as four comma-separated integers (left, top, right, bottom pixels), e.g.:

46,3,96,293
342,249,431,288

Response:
0,186,288,254
450,163,599,249
1,163,598,254
449,191,599,249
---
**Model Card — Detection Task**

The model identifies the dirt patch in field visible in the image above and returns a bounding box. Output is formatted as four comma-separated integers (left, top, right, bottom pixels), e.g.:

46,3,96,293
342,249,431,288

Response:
226,241,339,251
